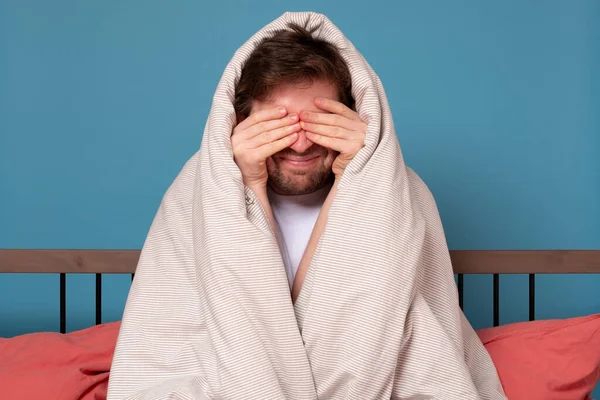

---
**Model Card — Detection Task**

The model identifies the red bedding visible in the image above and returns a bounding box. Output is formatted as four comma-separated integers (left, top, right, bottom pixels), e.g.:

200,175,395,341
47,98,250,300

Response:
0,321,120,400
1,315,599,400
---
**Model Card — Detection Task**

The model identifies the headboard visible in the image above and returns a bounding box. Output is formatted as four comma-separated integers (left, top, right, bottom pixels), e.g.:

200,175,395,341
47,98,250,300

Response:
1,249,599,333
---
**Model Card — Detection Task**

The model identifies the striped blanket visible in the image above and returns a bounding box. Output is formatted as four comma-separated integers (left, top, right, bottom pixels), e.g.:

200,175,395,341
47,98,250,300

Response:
107,11,507,400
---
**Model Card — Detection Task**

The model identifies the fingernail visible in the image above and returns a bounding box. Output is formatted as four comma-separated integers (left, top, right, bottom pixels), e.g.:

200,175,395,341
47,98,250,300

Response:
288,113,297,121
279,107,286,114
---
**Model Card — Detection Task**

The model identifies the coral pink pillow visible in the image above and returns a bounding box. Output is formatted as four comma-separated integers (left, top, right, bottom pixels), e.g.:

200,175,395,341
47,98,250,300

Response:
478,313,600,400
0,321,120,400
1,316,599,400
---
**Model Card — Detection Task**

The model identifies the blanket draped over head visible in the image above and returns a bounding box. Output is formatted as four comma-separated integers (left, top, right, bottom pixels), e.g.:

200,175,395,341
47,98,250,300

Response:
108,12,507,400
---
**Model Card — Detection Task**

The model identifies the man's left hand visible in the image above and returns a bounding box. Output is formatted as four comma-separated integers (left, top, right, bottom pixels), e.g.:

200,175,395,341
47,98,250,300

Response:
299,97,366,178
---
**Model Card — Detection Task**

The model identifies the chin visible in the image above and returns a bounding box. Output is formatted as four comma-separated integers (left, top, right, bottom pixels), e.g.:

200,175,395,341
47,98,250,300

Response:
269,171,333,196
275,180,312,195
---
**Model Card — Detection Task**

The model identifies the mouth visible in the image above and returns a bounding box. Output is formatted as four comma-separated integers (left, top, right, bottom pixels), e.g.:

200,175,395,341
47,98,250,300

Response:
278,155,319,167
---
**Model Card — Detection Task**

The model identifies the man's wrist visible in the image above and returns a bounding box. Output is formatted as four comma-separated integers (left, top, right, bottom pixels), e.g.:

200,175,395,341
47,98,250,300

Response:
246,182,266,195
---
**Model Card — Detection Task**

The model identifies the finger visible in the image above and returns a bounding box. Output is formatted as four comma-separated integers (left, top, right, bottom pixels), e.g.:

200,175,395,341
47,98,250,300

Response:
299,111,356,131
250,122,301,148
236,106,287,131
244,112,298,140
313,97,361,121
256,132,299,159
300,121,351,139
304,131,346,153
236,112,298,141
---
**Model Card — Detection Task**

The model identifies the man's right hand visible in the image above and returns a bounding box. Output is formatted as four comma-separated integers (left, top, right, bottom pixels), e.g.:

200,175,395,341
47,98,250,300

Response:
232,107,301,189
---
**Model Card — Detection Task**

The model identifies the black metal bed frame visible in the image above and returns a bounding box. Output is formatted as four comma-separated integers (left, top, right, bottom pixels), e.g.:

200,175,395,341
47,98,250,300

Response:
58,273,135,334
55,272,533,334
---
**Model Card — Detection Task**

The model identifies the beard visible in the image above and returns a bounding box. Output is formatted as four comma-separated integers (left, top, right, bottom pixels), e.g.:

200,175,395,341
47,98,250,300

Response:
267,148,333,196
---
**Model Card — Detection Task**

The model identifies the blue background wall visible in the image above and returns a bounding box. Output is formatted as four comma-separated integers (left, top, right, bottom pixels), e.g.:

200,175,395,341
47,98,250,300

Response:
1,0,599,394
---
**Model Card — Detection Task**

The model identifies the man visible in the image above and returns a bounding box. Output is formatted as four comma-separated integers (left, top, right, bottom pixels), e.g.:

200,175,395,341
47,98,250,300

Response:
108,12,507,400
230,23,366,300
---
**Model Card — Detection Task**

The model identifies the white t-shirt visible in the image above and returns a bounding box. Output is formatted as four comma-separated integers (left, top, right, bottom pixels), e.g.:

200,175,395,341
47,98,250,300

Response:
267,184,331,288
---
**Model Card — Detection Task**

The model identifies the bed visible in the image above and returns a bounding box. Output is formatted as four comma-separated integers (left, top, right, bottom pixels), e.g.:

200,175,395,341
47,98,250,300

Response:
1,249,599,400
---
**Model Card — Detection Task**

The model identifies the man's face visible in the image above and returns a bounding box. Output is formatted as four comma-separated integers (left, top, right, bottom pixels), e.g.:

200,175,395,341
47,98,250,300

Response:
251,81,338,195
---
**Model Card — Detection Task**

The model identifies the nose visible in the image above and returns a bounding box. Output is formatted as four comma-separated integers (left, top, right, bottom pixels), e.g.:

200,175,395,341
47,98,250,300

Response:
289,130,314,153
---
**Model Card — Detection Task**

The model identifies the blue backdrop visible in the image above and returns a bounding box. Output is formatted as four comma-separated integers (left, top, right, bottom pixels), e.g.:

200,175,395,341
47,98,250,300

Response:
1,0,599,394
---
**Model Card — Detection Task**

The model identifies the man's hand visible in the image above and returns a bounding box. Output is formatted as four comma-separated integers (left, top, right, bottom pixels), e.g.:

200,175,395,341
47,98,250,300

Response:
299,97,366,178
232,107,301,190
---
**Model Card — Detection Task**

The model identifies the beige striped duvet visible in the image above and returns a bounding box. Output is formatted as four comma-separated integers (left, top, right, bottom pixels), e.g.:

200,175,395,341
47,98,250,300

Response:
107,11,507,400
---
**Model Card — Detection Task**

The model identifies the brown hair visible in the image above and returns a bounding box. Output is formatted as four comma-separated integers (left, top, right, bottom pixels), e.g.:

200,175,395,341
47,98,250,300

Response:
234,22,354,119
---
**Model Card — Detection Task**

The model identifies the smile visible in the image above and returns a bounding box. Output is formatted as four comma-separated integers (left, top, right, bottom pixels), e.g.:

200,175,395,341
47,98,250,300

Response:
279,156,319,167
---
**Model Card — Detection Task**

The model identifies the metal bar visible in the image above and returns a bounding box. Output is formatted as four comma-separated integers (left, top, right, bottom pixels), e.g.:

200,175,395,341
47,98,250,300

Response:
457,274,464,310
95,273,102,325
529,274,535,321
493,274,500,327
60,273,66,333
